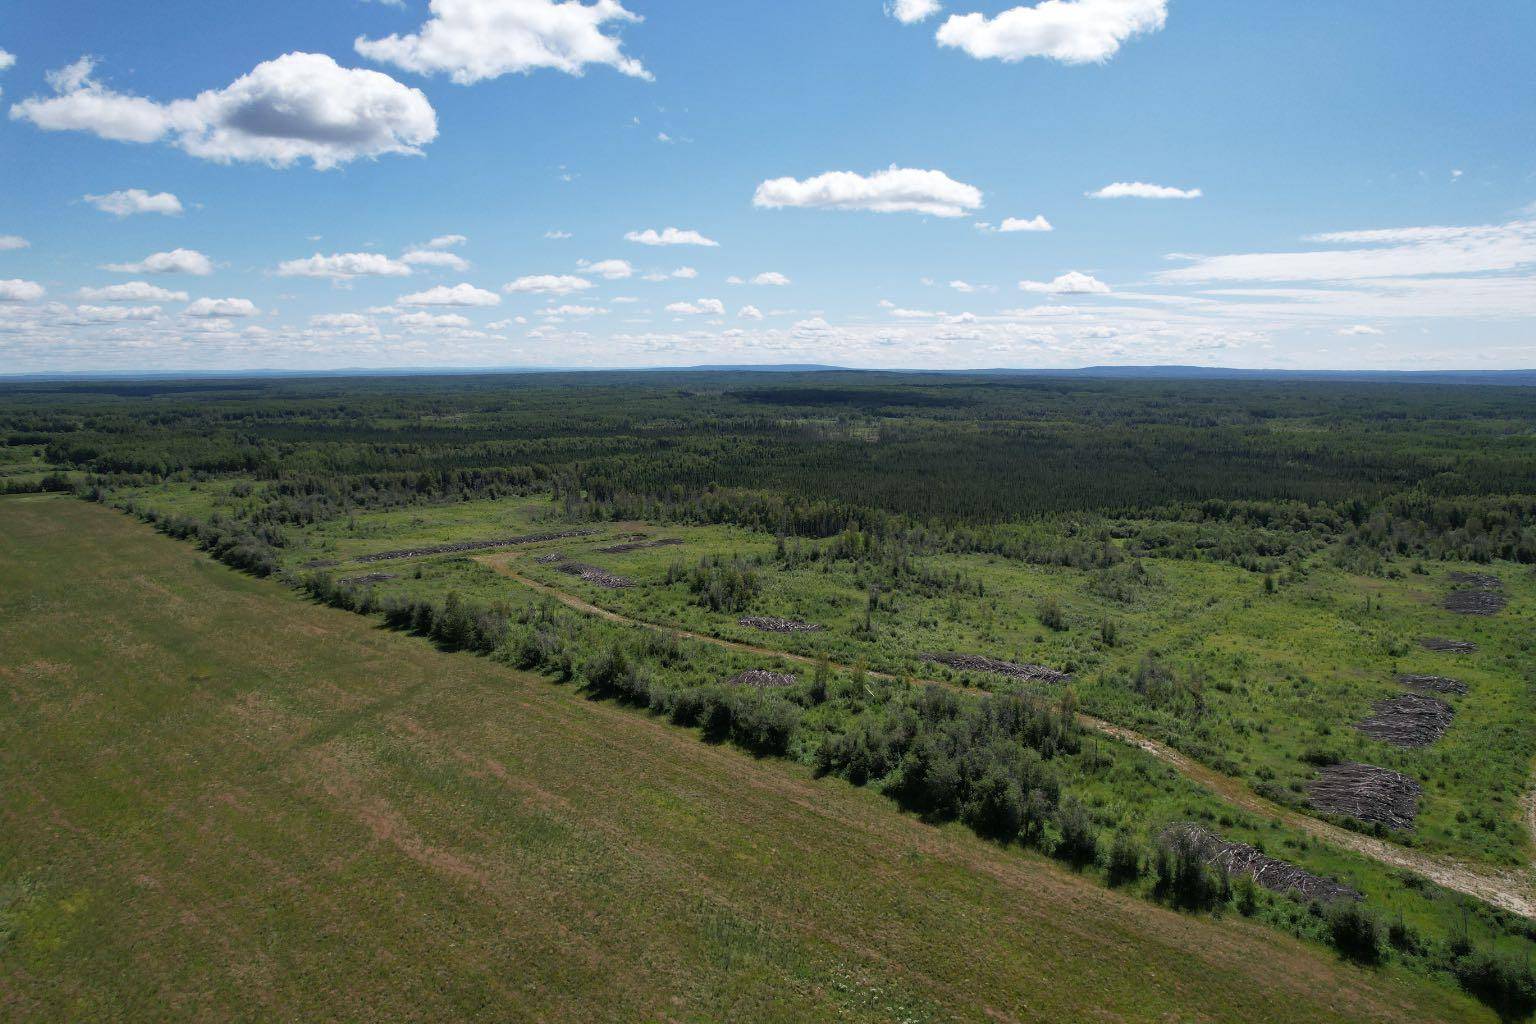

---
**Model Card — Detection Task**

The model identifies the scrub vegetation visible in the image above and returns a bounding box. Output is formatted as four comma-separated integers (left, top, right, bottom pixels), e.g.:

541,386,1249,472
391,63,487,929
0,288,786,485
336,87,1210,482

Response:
3,370,1534,1018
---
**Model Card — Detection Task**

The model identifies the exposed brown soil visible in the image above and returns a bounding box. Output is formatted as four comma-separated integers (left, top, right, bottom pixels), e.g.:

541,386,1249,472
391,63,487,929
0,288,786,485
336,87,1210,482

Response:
1355,693,1455,748
921,653,1070,685
1308,763,1422,831
1163,823,1361,904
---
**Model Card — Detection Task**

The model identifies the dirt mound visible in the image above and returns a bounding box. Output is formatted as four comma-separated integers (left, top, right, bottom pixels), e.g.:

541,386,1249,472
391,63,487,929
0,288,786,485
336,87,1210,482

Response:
739,616,825,634
1355,693,1454,748
1397,674,1469,696
1308,763,1421,831
921,653,1070,685
1163,824,1361,904
556,562,634,589
724,670,798,689
596,538,685,555
1418,637,1477,654
356,530,597,564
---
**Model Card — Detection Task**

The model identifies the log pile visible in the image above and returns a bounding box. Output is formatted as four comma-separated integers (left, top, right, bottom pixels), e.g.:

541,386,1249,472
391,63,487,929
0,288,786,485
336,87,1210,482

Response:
921,653,1070,684
1307,763,1422,830
535,552,567,564
1398,674,1469,696
724,670,798,690
1419,637,1478,654
338,573,397,586
1355,693,1454,748
1162,824,1362,904
301,558,341,569
739,616,825,633
1443,572,1506,614
556,562,635,589
355,530,596,564
595,538,685,554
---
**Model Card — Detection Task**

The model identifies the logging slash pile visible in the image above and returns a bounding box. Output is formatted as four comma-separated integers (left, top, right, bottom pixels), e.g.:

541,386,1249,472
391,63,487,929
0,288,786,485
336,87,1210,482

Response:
338,573,397,586
1162,823,1361,904
724,670,799,689
739,616,825,633
1444,573,1507,616
1355,693,1454,748
921,653,1070,684
1398,674,1469,696
1307,762,1422,830
535,552,566,564
556,562,635,589
355,530,596,564
595,538,685,554
1419,637,1478,654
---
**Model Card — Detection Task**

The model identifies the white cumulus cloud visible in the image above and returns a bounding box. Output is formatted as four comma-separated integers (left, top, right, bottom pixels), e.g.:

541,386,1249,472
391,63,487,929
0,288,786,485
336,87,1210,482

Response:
400,283,502,306
1090,181,1202,200
753,166,982,218
0,279,45,302
278,252,413,279
752,272,791,286
625,227,719,247
0,235,28,250
355,0,650,83
937,0,1168,65
427,234,467,248
78,282,189,302
583,258,634,280
886,0,942,24
738,305,765,320
997,215,1053,232
84,188,183,217
1020,271,1110,294
11,53,437,170
666,298,725,316
504,274,592,295
104,249,213,275
184,297,258,317
402,249,470,271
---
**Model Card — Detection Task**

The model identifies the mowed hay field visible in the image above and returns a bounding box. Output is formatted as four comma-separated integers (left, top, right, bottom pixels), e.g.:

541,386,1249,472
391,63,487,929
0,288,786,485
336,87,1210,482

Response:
0,497,1493,1023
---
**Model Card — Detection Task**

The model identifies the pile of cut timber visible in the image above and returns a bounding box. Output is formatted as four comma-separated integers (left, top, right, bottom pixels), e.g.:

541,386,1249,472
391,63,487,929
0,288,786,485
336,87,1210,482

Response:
556,562,634,589
1307,763,1421,830
724,670,798,689
1398,674,1469,696
1419,637,1477,654
1354,693,1454,748
1162,824,1361,904
921,653,1070,684
739,616,825,634
355,530,596,564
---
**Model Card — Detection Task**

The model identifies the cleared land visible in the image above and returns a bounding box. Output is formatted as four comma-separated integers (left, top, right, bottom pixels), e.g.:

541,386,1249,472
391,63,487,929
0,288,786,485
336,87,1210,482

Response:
0,495,1498,1023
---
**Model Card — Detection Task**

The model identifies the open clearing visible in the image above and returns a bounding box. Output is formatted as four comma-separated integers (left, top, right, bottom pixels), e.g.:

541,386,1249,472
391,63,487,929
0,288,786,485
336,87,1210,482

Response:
0,495,1498,1022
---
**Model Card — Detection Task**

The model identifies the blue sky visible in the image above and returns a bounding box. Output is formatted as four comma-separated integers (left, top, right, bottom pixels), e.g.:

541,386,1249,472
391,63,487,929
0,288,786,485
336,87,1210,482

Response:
1,0,1534,372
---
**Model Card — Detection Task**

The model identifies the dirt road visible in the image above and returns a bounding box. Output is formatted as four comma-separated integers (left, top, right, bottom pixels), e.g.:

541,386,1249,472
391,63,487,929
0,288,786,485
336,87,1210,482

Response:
477,553,1536,920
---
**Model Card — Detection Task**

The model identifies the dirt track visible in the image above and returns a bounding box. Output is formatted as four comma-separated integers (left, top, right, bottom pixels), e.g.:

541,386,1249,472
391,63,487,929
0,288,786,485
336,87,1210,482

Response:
478,552,1536,920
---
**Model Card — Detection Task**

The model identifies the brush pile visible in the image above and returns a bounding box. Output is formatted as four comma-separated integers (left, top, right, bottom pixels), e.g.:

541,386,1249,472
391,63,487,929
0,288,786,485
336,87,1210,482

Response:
1398,674,1469,696
1444,574,1508,615
596,538,685,554
1162,824,1361,904
1419,637,1478,653
739,616,825,633
535,552,566,564
1355,693,1454,748
355,530,596,564
724,670,799,690
556,562,634,589
921,653,1070,684
1308,763,1422,830
338,573,397,586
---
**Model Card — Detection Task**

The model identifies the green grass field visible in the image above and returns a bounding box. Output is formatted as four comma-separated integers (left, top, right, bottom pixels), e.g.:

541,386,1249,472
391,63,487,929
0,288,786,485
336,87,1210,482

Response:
0,494,1501,1022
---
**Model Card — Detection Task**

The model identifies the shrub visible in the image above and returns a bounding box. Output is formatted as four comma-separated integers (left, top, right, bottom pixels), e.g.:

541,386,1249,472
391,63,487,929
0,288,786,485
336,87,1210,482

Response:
1106,832,1144,886
1325,901,1382,964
